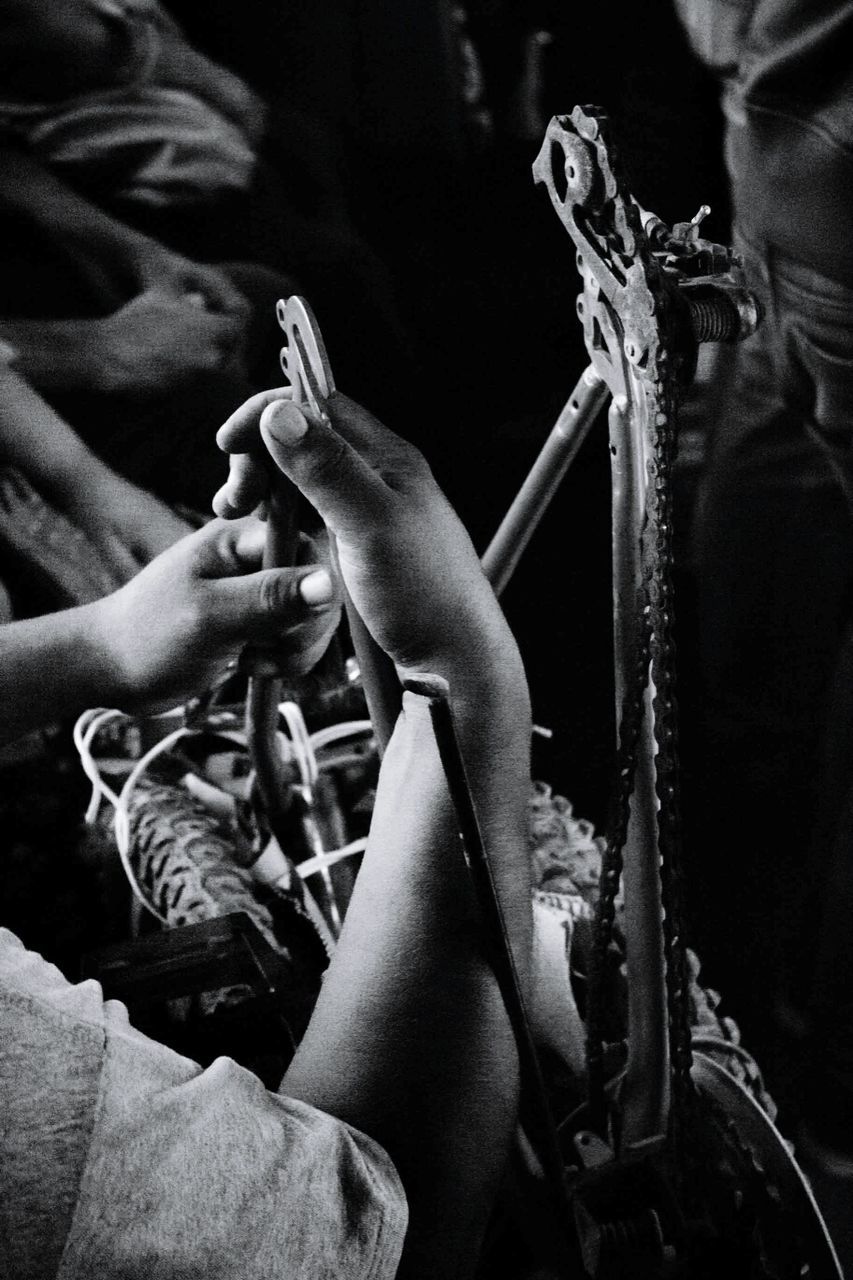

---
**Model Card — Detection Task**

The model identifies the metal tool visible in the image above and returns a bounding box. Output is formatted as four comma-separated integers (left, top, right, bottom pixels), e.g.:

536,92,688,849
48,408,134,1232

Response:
245,299,405,934
276,296,402,754
403,672,579,1272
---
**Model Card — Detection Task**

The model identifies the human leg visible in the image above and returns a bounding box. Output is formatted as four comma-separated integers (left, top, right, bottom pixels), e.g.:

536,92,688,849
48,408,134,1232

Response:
688,228,853,1083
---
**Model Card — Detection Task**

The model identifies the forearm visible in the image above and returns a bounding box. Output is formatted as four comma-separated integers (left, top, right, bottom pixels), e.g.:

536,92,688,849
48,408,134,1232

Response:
0,146,159,269
0,602,116,743
0,321,102,391
0,367,106,498
282,672,532,1278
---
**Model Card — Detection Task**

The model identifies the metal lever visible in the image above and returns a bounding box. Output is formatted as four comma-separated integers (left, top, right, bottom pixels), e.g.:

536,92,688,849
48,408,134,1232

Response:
404,672,578,1270
277,298,402,755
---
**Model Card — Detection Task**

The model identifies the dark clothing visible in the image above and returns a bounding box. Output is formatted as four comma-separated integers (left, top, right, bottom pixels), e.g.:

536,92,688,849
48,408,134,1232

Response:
675,0,853,283
689,228,853,1034
675,0,853,1140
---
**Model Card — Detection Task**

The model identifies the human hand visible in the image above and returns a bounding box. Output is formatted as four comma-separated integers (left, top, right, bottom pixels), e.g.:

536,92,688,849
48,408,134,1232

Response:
213,391,522,699
91,288,247,396
92,517,340,714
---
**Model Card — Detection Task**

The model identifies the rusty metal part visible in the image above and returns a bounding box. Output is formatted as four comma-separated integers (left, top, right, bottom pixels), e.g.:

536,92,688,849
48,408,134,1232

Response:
277,296,335,417
483,132,761,605
529,105,838,1279
533,106,688,1154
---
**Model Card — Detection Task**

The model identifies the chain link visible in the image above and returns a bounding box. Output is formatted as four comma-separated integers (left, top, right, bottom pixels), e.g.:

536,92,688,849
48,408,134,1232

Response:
560,108,695,1135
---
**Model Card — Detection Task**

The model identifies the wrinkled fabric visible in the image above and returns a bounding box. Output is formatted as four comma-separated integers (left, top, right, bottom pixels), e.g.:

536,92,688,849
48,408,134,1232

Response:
0,928,407,1280
690,225,853,1047
674,0,853,283
0,0,257,205
13,88,257,206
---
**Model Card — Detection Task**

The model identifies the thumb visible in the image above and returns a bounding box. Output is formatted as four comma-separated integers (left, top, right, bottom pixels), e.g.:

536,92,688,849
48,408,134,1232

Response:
214,562,338,642
259,400,390,538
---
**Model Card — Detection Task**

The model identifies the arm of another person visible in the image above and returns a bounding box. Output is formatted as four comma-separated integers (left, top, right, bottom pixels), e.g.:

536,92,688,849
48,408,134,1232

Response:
0,364,193,580
0,290,246,398
0,513,339,744
0,143,249,316
215,392,533,1280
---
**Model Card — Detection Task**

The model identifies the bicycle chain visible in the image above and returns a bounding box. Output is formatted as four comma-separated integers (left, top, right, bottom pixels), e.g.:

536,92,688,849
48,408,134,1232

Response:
532,109,832,1278
539,107,696,1134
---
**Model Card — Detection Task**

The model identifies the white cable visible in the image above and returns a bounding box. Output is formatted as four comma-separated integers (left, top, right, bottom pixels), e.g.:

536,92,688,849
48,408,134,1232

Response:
72,705,374,930
81,711,126,821
279,706,372,938
290,722,373,929
73,704,187,826
296,837,367,881
279,700,318,787
308,719,373,754
73,708,126,824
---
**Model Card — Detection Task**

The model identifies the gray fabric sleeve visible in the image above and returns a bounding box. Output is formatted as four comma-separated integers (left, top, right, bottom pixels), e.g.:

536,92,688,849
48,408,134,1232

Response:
61,1027,408,1280
0,933,105,1280
63,979,406,1279
0,929,407,1280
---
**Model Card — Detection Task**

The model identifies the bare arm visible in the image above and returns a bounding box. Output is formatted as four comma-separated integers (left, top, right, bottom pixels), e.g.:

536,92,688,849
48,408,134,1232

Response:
0,603,119,741
0,144,249,315
0,318,104,392
0,366,191,577
0,145,158,286
284,684,531,1279
0,364,99,495
0,291,246,397
216,392,533,1279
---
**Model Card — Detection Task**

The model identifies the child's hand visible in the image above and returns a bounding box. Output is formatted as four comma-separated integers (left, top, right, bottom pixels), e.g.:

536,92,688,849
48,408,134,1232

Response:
214,391,522,699
93,517,340,713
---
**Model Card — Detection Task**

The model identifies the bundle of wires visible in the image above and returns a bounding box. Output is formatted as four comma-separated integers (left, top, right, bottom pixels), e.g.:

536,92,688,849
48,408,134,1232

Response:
73,704,375,935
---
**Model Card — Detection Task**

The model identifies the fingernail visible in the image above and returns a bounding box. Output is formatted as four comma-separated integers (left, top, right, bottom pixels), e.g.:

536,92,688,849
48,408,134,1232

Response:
298,569,333,606
262,400,307,442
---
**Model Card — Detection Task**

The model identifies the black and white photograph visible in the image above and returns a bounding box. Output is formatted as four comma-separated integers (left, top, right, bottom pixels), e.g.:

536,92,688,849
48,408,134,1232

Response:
1,2,851,1276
